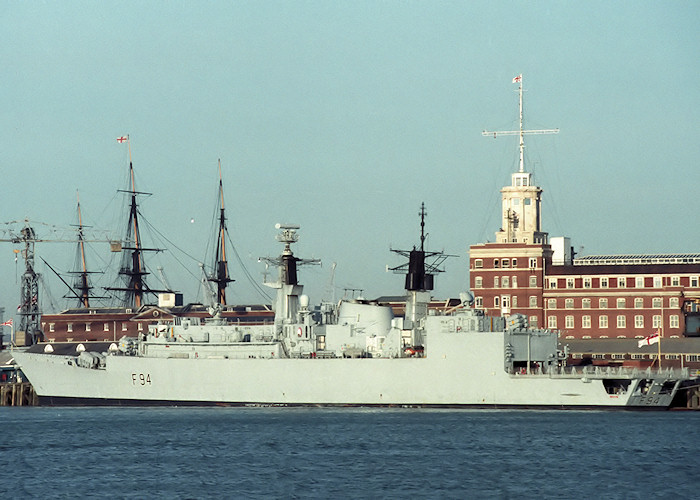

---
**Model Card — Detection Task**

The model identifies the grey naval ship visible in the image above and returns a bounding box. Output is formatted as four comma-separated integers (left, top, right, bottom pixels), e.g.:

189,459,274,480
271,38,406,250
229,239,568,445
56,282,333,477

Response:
13,219,695,409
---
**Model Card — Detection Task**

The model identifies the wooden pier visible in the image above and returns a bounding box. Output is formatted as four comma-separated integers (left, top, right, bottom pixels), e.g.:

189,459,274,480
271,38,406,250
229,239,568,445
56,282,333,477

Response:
0,382,37,406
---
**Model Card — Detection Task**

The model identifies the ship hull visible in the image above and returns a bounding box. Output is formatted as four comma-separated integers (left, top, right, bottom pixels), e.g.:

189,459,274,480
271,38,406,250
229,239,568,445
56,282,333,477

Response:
13,348,676,409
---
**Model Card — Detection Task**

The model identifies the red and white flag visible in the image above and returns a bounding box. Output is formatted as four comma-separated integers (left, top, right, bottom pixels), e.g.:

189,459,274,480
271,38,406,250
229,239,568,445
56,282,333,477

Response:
512,74,522,84
638,331,660,348
117,136,129,143
1,319,12,326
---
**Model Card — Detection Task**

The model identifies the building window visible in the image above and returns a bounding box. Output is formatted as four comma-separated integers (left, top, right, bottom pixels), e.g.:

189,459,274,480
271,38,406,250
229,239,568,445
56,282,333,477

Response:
671,276,680,286
634,315,644,328
512,276,518,288
138,323,143,331
670,315,679,328
583,277,591,289
652,297,662,308
529,296,537,307
502,259,510,268
612,354,625,360
567,278,575,289
654,276,662,288
103,323,110,332
475,277,483,289
600,277,609,288
565,298,574,309
502,276,510,288
549,279,557,289
474,259,483,269
49,323,55,333
685,355,700,362
582,298,591,309
529,258,537,269
512,296,518,307
548,298,557,309
548,316,557,329
494,259,500,268
599,315,608,328
617,315,626,328
67,323,73,333
85,323,91,332
634,298,644,309
691,276,699,288
494,296,500,307
599,298,608,309
512,259,517,268
635,276,644,288
529,316,538,328
565,316,574,329
122,322,128,332
494,277,500,288
582,316,591,328
529,276,537,288
652,315,661,328
617,277,626,288
669,297,679,308
617,298,626,309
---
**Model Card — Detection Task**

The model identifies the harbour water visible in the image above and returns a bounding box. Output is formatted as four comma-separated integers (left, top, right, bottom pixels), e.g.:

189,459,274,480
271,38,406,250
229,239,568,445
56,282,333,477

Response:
1,407,697,498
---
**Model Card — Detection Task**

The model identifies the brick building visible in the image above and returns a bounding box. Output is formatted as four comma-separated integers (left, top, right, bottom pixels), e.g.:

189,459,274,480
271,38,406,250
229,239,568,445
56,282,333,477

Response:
468,158,700,339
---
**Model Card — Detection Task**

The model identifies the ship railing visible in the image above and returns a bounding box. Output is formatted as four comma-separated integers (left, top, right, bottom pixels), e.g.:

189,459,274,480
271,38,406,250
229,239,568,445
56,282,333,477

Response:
550,365,691,380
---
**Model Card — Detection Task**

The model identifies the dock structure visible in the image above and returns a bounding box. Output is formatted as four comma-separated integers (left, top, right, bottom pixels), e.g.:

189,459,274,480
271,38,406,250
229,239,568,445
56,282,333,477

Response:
0,382,37,406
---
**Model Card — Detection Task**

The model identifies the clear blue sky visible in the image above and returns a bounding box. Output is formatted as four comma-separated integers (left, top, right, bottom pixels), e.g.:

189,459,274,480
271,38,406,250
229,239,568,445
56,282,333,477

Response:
1,1,698,318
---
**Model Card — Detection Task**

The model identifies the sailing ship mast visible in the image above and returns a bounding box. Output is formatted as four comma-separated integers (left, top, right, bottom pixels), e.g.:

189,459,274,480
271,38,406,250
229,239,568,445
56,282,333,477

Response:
106,136,169,309
207,160,234,305
71,191,94,308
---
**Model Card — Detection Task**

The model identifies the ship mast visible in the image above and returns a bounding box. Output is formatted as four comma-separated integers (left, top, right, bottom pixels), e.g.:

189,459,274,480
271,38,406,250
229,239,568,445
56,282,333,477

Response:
106,136,169,308
207,159,234,305
482,74,559,173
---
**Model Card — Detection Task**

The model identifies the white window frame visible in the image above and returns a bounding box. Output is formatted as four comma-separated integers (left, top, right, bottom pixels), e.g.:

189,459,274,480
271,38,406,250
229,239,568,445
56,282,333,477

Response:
599,298,608,309
548,316,557,329
599,315,608,329
635,276,644,288
600,277,609,288
670,315,679,328
582,315,591,329
634,315,644,328
617,315,626,328
634,298,643,309
617,277,626,288
565,315,574,329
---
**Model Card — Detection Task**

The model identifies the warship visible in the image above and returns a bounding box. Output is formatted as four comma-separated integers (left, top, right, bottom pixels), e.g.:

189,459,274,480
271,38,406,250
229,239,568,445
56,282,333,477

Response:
12,213,695,409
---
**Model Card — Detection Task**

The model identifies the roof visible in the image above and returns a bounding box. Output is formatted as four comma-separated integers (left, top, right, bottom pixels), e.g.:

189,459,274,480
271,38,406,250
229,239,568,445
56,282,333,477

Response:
563,338,700,354
575,254,700,266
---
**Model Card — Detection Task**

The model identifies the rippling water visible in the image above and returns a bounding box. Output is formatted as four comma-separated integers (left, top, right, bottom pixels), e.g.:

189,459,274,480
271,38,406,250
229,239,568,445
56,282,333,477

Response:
1,408,697,498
